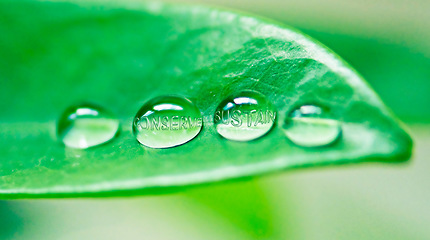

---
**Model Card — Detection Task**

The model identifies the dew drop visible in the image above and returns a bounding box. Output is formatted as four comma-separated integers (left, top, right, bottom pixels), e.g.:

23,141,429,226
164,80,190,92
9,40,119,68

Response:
133,96,203,148
57,103,120,149
214,90,276,141
282,105,341,147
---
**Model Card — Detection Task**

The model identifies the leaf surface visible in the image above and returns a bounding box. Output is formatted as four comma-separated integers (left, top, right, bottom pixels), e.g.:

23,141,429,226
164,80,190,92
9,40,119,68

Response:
0,0,412,197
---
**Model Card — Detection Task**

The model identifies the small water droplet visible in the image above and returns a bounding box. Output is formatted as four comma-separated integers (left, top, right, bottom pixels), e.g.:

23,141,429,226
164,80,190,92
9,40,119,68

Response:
57,103,120,149
133,96,203,148
214,90,276,141
282,105,341,147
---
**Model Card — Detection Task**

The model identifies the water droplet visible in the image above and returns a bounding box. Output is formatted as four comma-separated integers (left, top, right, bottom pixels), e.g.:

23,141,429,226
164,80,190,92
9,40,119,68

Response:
133,96,203,148
282,105,341,147
57,103,120,149
214,90,276,141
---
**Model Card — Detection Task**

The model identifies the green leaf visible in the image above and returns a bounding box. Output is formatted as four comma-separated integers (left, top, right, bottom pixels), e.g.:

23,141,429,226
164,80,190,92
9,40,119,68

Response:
0,0,412,198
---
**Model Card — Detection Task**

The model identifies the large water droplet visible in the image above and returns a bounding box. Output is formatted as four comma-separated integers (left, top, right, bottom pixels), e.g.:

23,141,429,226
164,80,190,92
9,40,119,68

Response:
133,96,203,148
214,90,276,141
282,105,341,147
57,103,120,149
